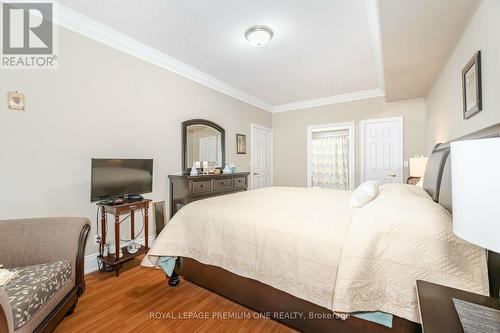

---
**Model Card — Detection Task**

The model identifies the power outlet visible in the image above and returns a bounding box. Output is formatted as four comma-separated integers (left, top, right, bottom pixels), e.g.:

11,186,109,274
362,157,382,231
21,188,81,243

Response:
93,234,101,245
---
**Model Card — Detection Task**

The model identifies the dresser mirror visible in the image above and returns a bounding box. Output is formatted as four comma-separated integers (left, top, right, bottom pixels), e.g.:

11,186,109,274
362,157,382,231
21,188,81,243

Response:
182,119,225,174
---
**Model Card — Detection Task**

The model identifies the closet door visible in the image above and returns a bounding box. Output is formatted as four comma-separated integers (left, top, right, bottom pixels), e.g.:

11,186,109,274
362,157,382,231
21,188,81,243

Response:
307,123,355,190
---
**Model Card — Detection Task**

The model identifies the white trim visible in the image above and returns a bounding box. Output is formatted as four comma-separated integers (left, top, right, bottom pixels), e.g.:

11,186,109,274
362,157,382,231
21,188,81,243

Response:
364,0,386,92
360,116,404,184
55,4,273,112
84,235,155,274
307,122,356,190
272,89,385,113
250,123,273,189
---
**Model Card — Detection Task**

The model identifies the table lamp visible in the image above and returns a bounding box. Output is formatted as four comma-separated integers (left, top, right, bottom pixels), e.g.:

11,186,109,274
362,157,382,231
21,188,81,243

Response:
450,138,500,332
450,138,500,254
409,156,428,178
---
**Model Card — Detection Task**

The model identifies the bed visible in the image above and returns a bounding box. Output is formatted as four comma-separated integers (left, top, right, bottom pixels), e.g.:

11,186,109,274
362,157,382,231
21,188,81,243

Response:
142,124,500,333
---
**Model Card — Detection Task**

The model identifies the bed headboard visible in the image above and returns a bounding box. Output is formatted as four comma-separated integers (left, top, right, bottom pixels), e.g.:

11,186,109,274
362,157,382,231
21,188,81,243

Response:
422,143,450,202
424,122,500,298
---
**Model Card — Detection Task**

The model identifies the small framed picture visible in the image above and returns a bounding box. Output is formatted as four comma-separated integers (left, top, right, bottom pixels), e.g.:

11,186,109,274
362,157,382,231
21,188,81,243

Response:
8,91,25,111
236,134,246,154
462,51,482,119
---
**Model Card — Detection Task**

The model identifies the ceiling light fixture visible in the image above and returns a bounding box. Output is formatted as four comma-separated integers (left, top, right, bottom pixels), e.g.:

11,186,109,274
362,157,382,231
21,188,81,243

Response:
245,25,273,48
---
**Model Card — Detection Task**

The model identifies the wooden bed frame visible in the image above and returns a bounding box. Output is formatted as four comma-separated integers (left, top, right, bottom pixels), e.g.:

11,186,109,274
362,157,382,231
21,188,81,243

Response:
166,123,500,333
173,257,420,333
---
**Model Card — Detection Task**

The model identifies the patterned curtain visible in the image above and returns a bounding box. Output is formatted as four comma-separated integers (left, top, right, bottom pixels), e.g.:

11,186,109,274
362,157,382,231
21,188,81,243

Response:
311,134,349,190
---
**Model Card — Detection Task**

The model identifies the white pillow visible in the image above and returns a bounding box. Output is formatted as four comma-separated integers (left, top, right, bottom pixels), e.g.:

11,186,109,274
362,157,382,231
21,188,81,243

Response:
416,177,424,188
350,181,381,207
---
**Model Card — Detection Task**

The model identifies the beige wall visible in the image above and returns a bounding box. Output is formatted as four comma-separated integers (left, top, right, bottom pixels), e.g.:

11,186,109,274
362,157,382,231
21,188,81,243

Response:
426,0,500,152
272,97,427,187
0,27,271,255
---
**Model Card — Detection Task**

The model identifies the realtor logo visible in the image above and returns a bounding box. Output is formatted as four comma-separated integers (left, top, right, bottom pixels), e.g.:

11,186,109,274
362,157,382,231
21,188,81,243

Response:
1,1,57,69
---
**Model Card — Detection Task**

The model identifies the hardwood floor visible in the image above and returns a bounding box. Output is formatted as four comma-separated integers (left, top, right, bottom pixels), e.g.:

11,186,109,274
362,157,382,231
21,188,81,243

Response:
56,257,295,333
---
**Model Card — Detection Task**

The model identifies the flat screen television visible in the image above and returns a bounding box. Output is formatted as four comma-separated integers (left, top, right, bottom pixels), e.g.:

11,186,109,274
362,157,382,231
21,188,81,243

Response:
91,159,153,201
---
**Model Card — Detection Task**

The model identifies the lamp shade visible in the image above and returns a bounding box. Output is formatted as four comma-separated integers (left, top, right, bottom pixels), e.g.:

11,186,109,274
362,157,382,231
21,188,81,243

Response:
450,138,500,253
409,156,428,177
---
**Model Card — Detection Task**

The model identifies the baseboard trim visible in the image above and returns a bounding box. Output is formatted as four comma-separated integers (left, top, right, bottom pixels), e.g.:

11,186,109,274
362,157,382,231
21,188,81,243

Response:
84,235,155,274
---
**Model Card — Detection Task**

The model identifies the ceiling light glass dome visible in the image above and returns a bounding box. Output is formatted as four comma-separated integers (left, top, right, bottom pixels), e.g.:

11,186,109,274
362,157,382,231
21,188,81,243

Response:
245,26,273,47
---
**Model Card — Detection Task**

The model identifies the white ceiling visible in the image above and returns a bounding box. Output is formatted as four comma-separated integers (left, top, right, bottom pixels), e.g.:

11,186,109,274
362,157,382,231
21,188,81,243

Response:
379,0,480,101
56,0,381,109
55,0,480,111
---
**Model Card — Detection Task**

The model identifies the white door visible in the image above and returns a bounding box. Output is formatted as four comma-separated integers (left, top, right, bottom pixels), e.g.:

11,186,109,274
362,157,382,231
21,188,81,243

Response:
199,136,217,162
361,117,403,183
251,124,273,189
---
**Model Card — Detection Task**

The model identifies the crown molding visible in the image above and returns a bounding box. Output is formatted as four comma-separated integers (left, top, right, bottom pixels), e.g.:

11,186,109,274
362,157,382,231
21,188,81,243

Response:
272,89,385,113
364,0,386,92
54,4,274,112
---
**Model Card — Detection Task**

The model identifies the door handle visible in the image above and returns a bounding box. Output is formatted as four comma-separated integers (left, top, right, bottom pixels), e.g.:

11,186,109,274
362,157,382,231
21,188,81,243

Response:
388,174,396,177
253,173,259,176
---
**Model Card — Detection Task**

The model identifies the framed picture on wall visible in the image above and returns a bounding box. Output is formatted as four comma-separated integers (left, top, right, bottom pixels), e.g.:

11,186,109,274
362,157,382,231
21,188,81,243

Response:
462,51,482,119
236,134,246,154
7,91,25,111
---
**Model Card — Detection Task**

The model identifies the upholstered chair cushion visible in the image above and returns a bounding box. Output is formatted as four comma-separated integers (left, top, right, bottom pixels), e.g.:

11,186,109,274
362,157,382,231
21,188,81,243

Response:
3,261,71,330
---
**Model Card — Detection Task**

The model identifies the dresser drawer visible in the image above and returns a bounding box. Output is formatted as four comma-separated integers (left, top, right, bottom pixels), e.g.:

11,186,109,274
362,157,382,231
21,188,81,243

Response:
234,177,246,188
214,178,233,190
192,180,212,194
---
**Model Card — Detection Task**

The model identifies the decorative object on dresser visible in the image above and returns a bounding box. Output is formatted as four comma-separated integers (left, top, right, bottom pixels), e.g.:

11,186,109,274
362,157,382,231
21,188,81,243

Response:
236,133,246,154
168,172,249,218
407,155,428,185
417,280,500,333
462,50,482,119
182,119,225,174
190,164,198,176
222,163,232,174
97,199,151,276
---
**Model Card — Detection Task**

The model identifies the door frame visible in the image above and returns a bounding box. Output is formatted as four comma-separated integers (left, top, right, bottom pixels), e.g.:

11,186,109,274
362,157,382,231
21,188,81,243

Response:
360,116,404,183
306,121,355,190
250,123,273,189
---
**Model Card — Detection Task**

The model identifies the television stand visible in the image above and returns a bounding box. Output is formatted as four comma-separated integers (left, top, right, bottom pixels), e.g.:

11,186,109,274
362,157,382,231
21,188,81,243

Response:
97,199,152,276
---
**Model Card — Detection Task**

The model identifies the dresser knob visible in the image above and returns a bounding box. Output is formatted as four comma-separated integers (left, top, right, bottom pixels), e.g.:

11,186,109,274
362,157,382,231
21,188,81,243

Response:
200,184,204,188
221,182,224,185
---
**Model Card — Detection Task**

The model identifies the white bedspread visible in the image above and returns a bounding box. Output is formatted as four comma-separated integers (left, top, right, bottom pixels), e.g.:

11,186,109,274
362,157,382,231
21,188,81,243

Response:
142,185,489,323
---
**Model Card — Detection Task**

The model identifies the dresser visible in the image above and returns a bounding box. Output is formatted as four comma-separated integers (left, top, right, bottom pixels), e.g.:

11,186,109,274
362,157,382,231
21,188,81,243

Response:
168,172,250,218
